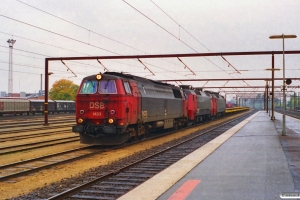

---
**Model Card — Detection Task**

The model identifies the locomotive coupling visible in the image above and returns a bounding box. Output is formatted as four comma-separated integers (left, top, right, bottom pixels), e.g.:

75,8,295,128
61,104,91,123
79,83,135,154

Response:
72,125,83,133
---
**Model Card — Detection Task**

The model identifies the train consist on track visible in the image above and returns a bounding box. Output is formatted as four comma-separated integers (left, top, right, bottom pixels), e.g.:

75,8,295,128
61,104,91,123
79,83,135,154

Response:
72,72,231,145
0,98,75,116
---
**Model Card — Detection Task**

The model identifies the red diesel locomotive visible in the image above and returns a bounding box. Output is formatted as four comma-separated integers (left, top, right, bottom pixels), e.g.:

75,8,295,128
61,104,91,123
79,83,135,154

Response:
72,72,225,145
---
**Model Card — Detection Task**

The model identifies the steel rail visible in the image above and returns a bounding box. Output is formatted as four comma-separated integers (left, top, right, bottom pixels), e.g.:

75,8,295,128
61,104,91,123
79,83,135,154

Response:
0,123,74,134
0,117,74,126
0,136,79,155
0,130,72,142
0,146,104,182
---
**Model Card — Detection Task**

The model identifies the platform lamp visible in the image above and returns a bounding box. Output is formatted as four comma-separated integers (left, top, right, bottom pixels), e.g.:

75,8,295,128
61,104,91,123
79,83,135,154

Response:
269,34,297,136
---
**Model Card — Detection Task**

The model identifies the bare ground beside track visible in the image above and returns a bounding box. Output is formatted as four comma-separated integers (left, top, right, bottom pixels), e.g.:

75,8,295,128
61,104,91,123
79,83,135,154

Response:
0,112,249,199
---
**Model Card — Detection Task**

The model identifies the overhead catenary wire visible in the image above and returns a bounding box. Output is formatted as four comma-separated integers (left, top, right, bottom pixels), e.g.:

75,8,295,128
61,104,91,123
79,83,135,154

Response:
0,18,190,79
1,1,212,81
2,2,289,95
122,0,199,53
0,30,90,56
0,14,121,55
123,0,253,92
149,0,211,52
0,44,189,79
15,0,147,54
13,0,198,74
148,0,254,90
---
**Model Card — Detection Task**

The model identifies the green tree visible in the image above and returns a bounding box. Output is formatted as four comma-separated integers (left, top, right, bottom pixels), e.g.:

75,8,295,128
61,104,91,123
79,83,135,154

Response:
49,79,79,100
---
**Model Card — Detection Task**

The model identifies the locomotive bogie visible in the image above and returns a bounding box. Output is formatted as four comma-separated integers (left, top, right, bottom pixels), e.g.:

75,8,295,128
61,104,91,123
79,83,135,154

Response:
79,130,130,145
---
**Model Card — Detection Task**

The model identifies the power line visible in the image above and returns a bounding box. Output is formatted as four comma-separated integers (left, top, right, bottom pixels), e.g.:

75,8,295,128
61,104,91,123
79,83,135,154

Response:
150,0,211,51
0,4,205,78
122,0,240,80
148,1,244,77
0,14,121,55
0,68,44,75
0,44,190,79
14,0,201,73
0,6,253,86
0,31,90,56
147,0,254,90
16,0,147,54
122,0,198,53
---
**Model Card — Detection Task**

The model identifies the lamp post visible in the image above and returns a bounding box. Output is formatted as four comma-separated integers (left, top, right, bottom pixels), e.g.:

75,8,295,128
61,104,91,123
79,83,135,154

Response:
269,34,297,136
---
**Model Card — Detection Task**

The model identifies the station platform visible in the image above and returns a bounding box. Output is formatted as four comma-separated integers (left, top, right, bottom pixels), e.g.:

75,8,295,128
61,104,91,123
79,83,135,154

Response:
118,111,300,200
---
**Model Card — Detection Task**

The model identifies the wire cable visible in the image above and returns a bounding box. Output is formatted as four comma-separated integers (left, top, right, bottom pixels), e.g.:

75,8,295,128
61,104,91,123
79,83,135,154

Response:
0,14,121,55
16,0,147,54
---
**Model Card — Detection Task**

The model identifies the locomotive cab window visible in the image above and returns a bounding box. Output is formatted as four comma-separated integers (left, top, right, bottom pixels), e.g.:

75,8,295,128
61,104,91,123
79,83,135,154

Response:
79,80,98,94
99,80,117,94
123,82,132,95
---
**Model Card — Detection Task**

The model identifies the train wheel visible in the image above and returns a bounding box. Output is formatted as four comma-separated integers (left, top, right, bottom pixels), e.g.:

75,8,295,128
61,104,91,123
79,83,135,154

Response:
128,127,138,142
137,122,146,140
138,133,145,140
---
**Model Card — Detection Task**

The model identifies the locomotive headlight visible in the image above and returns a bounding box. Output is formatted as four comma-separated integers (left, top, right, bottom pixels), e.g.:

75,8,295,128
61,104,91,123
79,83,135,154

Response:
108,118,114,124
78,118,84,123
96,74,102,80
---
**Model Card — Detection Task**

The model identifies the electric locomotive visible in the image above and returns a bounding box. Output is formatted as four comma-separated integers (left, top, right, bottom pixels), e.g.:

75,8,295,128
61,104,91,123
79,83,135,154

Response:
72,72,187,145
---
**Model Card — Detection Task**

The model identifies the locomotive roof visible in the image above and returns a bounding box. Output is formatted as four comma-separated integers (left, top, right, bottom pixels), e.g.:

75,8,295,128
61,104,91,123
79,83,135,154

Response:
179,85,194,90
84,72,178,88
105,72,172,86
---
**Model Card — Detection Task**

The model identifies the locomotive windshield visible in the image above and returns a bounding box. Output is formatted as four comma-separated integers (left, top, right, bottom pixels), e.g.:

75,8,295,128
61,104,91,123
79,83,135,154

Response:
79,80,98,94
79,79,117,94
99,80,117,94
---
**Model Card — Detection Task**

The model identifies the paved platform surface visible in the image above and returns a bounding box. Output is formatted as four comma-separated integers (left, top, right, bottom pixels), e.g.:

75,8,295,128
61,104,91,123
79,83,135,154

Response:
118,111,300,200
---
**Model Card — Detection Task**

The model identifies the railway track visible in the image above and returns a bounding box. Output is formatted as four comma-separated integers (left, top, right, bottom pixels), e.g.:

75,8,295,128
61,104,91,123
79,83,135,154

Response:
0,113,74,121
0,145,101,182
0,110,252,184
275,108,300,119
0,128,72,142
0,122,74,135
0,118,73,127
45,110,256,200
0,135,79,155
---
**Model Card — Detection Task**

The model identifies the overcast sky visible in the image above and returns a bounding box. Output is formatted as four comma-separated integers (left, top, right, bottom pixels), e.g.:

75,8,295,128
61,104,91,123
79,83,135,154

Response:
1,0,300,99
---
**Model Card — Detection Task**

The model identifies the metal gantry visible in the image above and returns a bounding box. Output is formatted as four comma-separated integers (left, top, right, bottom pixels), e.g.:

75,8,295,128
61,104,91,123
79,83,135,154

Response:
44,50,300,125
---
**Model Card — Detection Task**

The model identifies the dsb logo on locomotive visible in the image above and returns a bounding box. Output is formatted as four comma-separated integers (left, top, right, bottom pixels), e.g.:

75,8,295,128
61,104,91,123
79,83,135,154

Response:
89,102,105,109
